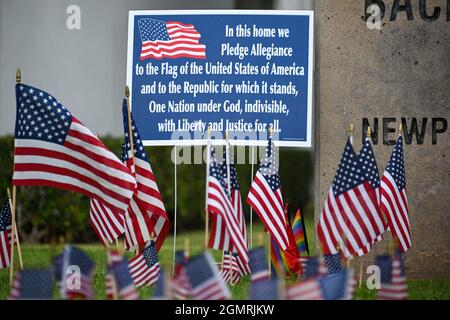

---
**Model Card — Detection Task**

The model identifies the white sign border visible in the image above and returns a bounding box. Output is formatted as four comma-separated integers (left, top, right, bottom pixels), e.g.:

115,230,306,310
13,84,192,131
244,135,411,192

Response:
126,10,314,148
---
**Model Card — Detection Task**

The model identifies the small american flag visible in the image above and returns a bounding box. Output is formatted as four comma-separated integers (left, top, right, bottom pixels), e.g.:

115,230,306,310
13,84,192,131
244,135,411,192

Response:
299,256,327,280
128,240,160,287
89,197,125,245
317,138,380,258
185,253,230,300
111,260,139,300
171,250,191,300
60,246,95,300
249,247,270,282
138,19,206,60
287,277,323,300
105,249,123,300
323,253,343,274
357,137,386,246
9,269,54,300
121,99,169,252
207,146,248,264
247,136,290,250
219,251,244,285
250,278,280,300
376,253,407,300
380,136,412,252
13,84,136,214
0,200,13,268
320,269,355,300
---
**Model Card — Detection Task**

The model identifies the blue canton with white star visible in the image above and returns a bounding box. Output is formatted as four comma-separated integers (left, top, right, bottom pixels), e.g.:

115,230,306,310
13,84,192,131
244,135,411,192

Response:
222,147,240,191
332,138,364,196
258,137,280,191
121,99,149,162
323,253,343,274
209,146,229,197
385,137,406,190
358,139,380,189
15,84,73,144
138,19,170,42
0,200,12,232
143,241,159,268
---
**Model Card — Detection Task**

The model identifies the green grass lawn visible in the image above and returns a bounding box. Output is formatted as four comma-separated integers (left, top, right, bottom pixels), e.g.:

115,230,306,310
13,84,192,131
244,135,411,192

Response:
1,222,449,299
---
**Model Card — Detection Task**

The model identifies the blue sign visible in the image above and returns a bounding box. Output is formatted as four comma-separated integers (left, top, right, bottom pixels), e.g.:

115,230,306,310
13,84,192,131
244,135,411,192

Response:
127,10,314,147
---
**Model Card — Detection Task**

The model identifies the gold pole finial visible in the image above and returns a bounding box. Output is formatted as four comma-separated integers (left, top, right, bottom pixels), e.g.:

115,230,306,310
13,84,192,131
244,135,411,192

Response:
7,188,11,199
225,130,229,141
16,68,21,84
366,126,372,139
125,85,130,98
184,238,190,258
398,123,403,136
348,123,354,136
269,125,273,136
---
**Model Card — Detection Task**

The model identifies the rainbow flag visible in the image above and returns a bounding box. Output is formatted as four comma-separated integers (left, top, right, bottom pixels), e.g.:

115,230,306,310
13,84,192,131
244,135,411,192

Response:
292,207,309,255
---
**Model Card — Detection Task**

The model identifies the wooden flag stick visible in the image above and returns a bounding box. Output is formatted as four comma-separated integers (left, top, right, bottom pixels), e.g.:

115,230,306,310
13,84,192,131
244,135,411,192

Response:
7,188,23,270
204,126,211,249
125,85,140,256
224,130,235,286
184,238,190,259
358,263,363,288
105,245,119,300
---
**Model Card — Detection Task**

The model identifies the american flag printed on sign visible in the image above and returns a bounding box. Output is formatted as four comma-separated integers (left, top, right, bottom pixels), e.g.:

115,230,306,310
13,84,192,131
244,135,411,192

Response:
247,136,290,251
13,84,136,213
128,240,160,287
376,254,407,300
185,253,231,300
111,260,139,300
138,19,206,60
317,138,379,258
60,246,95,300
121,99,169,252
89,197,125,245
207,146,249,264
357,138,386,246
9,269,54,300
0,200,13,268
380,136,412,252
323,253,343,274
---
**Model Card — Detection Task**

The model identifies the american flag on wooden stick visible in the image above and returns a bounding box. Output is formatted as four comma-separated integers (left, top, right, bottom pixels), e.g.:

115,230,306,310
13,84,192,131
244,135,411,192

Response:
207,146,249,264
128,240,160,287
219,251,249,284
9,269,54,300
60,246,95,300
13,84,136,213
0,200,14,268
185,253,230,300
247,136,290,250
380,136,412,252
111,260,139,300
105,249,123,300
171,250,191,300
121,99,169,252
138,19,206,60
317,138,381,258
249,247,270,282
376,253,407,300
357,137,386,246
89,198,125,245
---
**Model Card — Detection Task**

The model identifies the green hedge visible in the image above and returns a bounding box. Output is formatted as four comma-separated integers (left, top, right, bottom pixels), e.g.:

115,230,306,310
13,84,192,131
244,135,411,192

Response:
0,135,313,243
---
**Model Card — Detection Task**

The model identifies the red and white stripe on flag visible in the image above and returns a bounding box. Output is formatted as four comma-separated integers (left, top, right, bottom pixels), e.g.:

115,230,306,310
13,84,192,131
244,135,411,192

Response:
0,230,11,269
377,256,407,300
207,176,249,264
13,117,136,213
380,136,411,252
286,277,323,300
89,198,125,245
247,170,289,250
123,156,170,252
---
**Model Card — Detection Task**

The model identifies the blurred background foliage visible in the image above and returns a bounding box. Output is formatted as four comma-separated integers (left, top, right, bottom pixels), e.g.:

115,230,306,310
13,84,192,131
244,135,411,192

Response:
0,135,313,243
